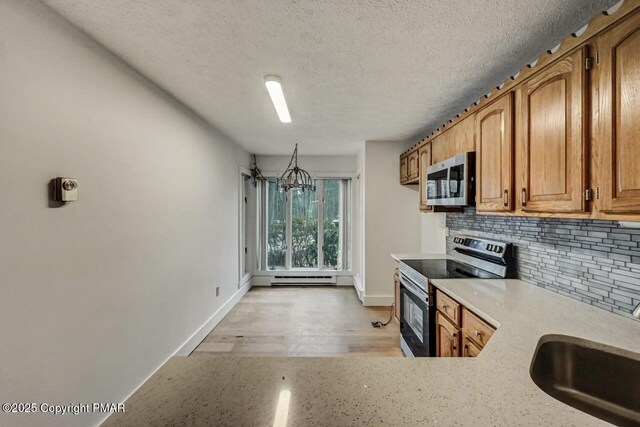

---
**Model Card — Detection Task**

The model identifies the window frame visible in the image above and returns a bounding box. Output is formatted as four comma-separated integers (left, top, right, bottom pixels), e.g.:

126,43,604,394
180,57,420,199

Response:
258,173,353,272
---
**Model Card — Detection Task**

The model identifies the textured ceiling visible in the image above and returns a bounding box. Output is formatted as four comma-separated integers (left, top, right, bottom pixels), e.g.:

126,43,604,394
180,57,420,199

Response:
43,0,617,155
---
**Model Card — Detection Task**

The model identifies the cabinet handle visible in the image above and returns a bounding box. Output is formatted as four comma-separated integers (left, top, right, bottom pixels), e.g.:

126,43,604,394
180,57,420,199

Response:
503,189,508,206
452,332,457,351
463,344,468,357
442,304,448,310
521,188,527,206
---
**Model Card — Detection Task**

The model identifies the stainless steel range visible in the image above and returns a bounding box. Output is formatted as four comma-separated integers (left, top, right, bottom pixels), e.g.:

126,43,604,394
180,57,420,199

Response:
399,235,515,358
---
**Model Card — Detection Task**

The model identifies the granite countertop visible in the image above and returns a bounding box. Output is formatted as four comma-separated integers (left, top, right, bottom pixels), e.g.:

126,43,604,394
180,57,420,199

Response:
390,252,450,262
102,279,640,426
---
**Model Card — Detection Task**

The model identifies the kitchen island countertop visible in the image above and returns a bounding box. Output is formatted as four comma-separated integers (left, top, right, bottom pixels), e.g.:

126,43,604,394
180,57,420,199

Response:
102,278,640,426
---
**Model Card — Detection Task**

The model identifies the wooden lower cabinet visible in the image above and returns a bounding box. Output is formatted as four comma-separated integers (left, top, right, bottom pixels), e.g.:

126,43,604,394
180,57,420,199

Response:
434,288,495,357
435,311,459,357
461,307,495,348
461,332,482,357
435,289,460,326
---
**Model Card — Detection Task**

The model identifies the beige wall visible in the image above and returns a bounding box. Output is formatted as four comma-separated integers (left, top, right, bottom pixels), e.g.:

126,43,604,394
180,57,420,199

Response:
421,213,447,253
362,141,422,305
0,1,249,426
255,155,357,174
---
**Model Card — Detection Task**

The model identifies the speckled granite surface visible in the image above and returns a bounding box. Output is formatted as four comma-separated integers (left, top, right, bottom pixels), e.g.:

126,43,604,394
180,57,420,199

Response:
102,279,640,426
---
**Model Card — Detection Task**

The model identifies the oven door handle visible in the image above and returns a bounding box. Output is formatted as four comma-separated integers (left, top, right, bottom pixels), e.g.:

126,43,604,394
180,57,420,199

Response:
400,279,429,301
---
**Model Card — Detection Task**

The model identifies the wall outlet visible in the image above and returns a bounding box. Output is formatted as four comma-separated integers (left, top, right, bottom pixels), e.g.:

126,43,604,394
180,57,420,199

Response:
216,286,220,297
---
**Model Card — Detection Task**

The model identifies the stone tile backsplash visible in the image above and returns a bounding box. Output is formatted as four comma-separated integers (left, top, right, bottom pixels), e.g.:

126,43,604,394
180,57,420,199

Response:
446,208,640,319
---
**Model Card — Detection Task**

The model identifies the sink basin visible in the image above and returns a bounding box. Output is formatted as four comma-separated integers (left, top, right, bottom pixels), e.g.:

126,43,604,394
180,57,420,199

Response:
530,335,640,426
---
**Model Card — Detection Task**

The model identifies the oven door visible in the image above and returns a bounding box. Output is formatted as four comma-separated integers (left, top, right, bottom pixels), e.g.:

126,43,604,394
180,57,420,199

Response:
399,278,434,357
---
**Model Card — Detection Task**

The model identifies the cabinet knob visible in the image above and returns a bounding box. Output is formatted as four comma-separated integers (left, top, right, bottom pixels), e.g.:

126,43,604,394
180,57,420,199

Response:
474,330,482,338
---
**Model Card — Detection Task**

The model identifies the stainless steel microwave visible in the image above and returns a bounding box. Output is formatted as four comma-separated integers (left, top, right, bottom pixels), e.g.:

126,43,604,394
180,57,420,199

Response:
426,152,475,206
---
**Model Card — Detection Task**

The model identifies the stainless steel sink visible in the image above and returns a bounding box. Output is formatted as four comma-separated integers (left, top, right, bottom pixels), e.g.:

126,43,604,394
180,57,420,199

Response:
530,335,640,426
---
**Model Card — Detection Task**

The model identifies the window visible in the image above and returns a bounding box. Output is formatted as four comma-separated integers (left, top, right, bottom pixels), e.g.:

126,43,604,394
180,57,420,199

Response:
266,179,286,269
260,178,351,271
291,184,318,268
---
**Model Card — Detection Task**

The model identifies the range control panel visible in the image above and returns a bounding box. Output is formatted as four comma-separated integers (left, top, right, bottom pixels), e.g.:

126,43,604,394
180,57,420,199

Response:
452,236,509,257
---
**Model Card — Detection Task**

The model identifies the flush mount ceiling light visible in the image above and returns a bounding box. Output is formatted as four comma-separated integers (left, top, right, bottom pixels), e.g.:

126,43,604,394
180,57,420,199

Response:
277,144,315,193
264,75,291,123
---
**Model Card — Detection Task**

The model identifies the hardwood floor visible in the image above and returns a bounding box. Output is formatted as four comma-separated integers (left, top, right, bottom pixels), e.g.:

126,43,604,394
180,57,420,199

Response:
191,286,403,357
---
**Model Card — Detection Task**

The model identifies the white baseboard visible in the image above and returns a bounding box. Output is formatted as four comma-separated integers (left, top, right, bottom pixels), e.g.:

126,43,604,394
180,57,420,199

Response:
363,294,393,306
251,274,354,287
336,276,354,286
176,280,252,356
353,275,364,302
250,275,272,286
97,280,252,426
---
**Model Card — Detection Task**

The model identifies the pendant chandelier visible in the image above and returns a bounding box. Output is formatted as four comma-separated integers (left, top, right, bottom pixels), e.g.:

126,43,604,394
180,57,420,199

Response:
249,154,267,187
277,144,316,193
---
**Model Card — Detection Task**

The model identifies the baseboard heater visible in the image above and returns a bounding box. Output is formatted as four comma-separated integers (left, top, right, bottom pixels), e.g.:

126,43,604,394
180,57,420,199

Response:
270,274,337,284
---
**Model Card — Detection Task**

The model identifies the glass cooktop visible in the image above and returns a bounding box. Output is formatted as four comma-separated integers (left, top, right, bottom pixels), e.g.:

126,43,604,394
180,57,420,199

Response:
400,258,500,280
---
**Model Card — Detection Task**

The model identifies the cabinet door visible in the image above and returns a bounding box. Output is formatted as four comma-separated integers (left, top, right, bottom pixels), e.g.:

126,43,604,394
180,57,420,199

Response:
453,116,475,154
400,156,408,183
475,93,515,212
462,333,482,357
461,307,495,349
593,12,640,214
431,135,446,164
518,48,587,213
419,144,433,211
435,311,459,357
408,150,419,180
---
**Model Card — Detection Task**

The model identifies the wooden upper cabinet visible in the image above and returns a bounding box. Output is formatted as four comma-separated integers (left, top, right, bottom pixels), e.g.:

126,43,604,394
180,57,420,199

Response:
452,115,475,154
407,149,419,181
431,116,475,165
475,92,515,212
435,311,459,357
593,11,640,214
418,143,433,211
399,155,408,183
518,48,587,213
431,135,446,164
